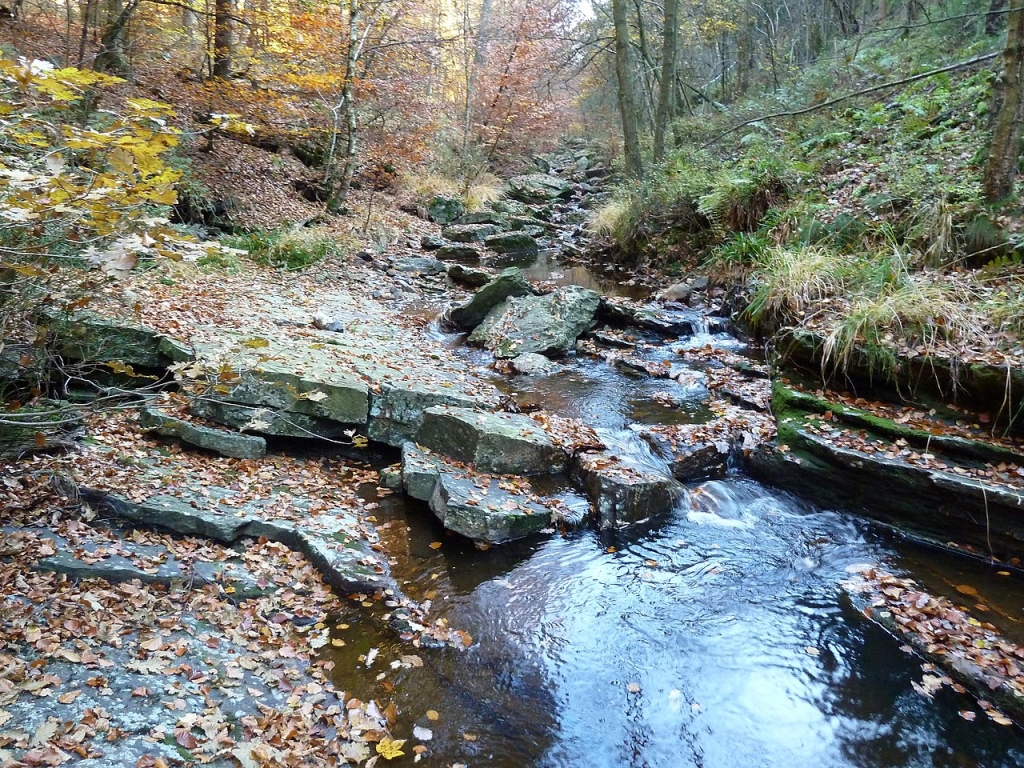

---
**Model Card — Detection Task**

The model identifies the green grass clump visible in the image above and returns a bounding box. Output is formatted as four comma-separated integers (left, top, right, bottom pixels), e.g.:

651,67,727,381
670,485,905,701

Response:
743,245,848,331
224,228,351,270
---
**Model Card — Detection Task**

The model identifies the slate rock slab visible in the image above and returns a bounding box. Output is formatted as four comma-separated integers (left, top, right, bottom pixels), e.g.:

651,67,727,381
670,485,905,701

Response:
139,407,266,459
571,451,680,528
429,472,552,543
483,232,540,256
414,406,565,475
506,174,572,203
447,263,492,287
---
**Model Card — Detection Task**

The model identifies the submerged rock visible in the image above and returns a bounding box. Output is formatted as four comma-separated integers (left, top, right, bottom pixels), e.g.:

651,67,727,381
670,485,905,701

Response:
469,285,600,359
414,406,565,475
506,173,572,203
447,267,534,330
139,407,266,459
571,451,680,528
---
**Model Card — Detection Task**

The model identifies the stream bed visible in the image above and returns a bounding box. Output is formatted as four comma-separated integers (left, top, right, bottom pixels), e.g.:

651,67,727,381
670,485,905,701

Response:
325,253,1024,767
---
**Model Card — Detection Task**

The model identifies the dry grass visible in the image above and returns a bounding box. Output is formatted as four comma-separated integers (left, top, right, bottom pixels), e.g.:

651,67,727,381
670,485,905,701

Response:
744,245,848,330
464,173,505,211
587,197,630,238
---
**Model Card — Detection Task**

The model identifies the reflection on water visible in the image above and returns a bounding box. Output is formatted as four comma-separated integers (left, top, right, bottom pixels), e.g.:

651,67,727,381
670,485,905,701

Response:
327,481,1024,768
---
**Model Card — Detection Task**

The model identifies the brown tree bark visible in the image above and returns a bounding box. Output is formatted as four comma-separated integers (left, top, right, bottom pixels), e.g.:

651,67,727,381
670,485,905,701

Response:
612,0,643,178
984,0,1024,202
213,0,234,79
988,0,1008,36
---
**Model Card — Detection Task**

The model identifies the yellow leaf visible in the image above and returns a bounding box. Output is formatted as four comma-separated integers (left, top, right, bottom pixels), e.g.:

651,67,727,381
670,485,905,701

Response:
108,146,135,175
375,738,406,760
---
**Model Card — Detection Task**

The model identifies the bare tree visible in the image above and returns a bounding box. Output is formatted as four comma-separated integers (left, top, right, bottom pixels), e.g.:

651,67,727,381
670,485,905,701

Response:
984,0,1024,201
612,0,643,177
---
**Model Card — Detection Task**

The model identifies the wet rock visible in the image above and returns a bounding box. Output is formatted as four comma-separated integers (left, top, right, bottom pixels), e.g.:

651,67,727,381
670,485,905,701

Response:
570,451,679,528
658,283,692,304
427,194,465,224
506,173,572,203
429,472,552,544
441,223,503,243
400,442,446,500
139,407,267,459
420,234,446,250
484,231,540,256
378,466,403,490
491,199,533,217
435,244,484,262
452,211,509,227
598,298,695,336
415,406,565,475
392,256,447,275
612,356,673,378
510,353,564,376
447,263,492,287
588,330,637,350
639,426,731,482
469,285,600,359
447,267,534,330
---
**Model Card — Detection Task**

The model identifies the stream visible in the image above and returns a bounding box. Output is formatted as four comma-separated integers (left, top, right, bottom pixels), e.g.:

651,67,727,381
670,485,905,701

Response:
324,247,1024,767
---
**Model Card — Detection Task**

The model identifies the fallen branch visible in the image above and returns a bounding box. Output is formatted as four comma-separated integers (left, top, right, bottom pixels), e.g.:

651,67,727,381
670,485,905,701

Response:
701,51,1001,149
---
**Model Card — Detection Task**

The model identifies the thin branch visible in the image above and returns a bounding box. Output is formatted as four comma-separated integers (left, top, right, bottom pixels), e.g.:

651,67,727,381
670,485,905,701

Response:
701,51,1001,149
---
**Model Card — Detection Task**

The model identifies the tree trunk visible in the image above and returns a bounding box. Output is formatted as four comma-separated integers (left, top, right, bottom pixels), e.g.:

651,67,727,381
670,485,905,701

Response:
984,0,1024,202
612,0,643,178
328,0,361,211
653,0,678,163
988,0,1008,36
213,0,233,79
94,0,136,74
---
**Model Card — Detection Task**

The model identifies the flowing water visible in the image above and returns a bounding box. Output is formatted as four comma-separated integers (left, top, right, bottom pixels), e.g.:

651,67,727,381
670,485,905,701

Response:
324,251,1024,767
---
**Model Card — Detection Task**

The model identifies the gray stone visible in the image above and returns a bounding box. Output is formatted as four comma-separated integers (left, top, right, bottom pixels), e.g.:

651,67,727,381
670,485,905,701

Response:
427,195,465,225
447,263,492,287
392,256,447,275
441,223,502,243
469,285,600,358
379,466,403,490
491,199,533,217
420,234,446,250
447,267,534,330
659,283,693,304
401,442,446,501
429,472,552,543
365,374,500,446
435,244,484,262
510,353,563,376
598,298,696,336
452,211,509,227
507,173,572,203
571,451,680,528
139,407,267,459
639,428,731,482
415,406,565,475
484,232,540,256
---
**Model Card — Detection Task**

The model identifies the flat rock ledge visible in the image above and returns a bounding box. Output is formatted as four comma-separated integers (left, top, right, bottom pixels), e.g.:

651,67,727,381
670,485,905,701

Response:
139,407,266,459
414,405,566,475
74,487,398,597
400,443,565,544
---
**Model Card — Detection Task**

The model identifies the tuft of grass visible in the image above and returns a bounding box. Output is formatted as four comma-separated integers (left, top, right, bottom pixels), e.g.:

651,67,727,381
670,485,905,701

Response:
822,269,979,376
743,245,848,331
464,173,505,211
588,197,630,239
224,227,354,270
399,171,461,202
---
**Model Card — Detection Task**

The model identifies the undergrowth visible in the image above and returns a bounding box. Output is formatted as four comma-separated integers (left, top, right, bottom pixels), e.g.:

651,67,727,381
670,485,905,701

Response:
223,228,354,270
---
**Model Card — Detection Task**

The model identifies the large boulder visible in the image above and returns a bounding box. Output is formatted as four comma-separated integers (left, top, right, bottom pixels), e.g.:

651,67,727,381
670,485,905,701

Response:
435,244,483,262
484,232,539,256
447,267,534,330
447,263,492,287
427,195,465,225
507,174,572,203
468,285,600,359
414,406,565,475
510,353,563,376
